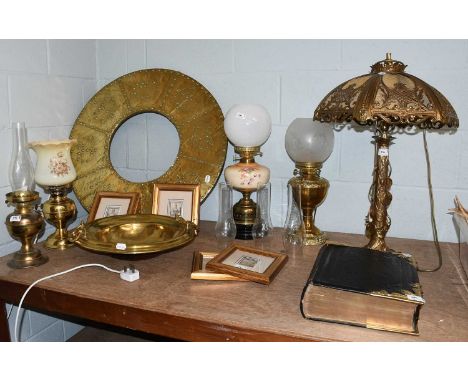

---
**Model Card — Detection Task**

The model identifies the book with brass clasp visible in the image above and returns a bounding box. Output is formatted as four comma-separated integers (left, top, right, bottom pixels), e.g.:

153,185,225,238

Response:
301,244,424,335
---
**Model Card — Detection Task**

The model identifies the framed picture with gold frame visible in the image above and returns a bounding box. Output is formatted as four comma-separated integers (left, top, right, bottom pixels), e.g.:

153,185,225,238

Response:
87,191,140,222
206,244,288,285
191,251,247,281
152,183,200,225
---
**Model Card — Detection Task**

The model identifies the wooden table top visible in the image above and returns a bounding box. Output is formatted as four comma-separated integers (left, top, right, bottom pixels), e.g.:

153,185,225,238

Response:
1,221,468,341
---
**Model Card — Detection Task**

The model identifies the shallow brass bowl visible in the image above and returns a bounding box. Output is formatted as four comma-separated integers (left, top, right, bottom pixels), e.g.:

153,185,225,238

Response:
74,214,197,255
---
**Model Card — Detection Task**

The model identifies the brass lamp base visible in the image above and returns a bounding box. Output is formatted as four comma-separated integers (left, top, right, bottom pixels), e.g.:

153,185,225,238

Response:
5,190,48,269
42,184,77,250
364,127,394,252
45,230,74,249
289,163,329,246
8,247,48,269
233,191,257,240
302,228,327,246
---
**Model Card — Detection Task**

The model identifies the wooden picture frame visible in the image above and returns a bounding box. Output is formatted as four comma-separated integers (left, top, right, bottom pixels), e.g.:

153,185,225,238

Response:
206,244,288,285
87,191,141,222
191,251,248,281
152,183,200,226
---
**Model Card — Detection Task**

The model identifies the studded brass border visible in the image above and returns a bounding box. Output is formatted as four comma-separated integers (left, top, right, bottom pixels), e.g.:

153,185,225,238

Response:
70,69,227,213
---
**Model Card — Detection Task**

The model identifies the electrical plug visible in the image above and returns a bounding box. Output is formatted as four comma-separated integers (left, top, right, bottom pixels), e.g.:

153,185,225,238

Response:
120,264,140,282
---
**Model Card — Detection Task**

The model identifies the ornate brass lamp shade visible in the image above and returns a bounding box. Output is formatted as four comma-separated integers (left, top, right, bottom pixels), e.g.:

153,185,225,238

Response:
314,53,458,252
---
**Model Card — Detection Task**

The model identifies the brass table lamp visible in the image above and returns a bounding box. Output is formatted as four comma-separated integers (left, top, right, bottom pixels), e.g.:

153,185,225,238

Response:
5,191,48,269
314,53,458,252
5,122,47,269
29,139,78,250
285,118,335,245
223,104,272,240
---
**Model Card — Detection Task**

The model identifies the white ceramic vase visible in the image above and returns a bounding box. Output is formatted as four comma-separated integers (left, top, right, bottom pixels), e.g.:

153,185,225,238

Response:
29,139,77,186
224,162,270,192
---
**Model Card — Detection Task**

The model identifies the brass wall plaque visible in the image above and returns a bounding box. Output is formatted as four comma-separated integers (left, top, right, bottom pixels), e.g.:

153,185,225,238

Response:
70,69,227,213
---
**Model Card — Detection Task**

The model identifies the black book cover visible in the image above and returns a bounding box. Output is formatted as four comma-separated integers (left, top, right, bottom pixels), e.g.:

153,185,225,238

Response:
307,244,422,298
300,244,424,334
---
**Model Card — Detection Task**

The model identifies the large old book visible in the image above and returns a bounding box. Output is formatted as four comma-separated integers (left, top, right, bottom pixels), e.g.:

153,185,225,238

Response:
300,244,424,335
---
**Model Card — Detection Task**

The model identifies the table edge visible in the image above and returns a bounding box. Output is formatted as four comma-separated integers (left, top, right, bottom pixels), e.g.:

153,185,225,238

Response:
0,279,334,342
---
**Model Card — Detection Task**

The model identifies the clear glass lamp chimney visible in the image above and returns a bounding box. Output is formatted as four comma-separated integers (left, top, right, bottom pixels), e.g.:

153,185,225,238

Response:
9,122,35,192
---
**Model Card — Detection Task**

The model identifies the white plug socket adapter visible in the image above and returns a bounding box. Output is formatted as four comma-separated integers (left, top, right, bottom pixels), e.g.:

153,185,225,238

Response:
120,265,140,282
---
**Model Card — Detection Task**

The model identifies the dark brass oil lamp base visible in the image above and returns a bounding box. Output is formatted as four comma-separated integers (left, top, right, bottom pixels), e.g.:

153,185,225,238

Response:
41,183,77,250
5,190,48,269
233,191,257,240
288,163,329,245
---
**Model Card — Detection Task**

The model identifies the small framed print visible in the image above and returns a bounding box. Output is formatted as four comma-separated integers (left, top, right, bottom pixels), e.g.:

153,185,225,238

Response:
87,192,141,222
191,251,247,281
152,183,200,225
206,245,288,285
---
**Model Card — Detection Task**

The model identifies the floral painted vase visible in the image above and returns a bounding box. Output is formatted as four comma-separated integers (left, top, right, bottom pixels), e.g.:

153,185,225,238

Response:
29,139,77,186
224,162,270,192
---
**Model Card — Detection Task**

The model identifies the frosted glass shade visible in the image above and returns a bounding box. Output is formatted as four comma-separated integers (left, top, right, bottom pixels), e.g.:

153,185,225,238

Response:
224,104,272,147
285,118,334,164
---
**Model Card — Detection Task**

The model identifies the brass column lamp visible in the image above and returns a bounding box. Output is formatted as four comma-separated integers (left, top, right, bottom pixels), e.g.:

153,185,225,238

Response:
40,184,77,249
5,122,48,269
365,126,395,251
230,146,263,231
224,104,272,240
285,118,335,245
29,139,78,249
313,53,458,252
5,190,48,269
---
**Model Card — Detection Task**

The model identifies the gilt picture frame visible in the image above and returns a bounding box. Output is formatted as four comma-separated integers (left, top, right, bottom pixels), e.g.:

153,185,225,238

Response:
206,244,288,285
191,251,248,281
152,183,200,225
87,191,141,222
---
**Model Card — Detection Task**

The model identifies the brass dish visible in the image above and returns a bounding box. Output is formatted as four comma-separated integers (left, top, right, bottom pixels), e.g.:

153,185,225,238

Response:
73,214,197,255
70,69,227,213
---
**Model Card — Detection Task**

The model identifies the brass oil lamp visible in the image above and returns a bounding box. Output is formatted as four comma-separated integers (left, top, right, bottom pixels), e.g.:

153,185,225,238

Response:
5,122,47,268
29,139,78,249
285,118,335,245
223,104,272,240
5,191,48,268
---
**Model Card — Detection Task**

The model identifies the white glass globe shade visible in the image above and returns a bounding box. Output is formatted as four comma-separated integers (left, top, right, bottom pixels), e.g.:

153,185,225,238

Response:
224,104,272,147
285,118,335,164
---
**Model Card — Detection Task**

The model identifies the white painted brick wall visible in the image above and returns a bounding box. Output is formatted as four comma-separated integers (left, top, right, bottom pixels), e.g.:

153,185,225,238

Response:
234,40,342,72
0,40,48,74
1,39,467,342
0,39,95,342
48,40,96,79
95,39,468,244
146,40,233,75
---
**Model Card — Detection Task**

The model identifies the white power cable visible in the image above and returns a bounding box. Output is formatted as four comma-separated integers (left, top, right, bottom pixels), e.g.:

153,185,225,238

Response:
13,263,120,342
